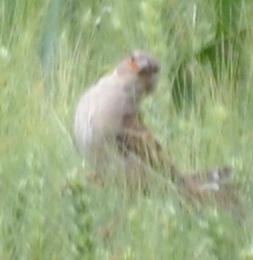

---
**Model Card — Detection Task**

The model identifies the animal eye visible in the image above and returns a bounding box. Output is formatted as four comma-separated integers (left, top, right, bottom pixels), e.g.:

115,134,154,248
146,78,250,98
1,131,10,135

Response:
130,56,135,62
127,56,138,70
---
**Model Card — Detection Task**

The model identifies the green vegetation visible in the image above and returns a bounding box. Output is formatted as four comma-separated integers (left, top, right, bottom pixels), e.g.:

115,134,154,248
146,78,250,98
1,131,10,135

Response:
0,0,253,259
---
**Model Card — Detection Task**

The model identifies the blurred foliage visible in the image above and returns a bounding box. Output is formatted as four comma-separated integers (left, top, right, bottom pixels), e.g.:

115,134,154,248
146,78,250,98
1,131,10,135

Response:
62,181,95,260
172,0,248,112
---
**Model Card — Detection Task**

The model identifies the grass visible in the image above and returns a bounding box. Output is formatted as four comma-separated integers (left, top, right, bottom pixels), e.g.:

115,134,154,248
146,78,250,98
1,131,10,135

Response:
1,0,253,259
